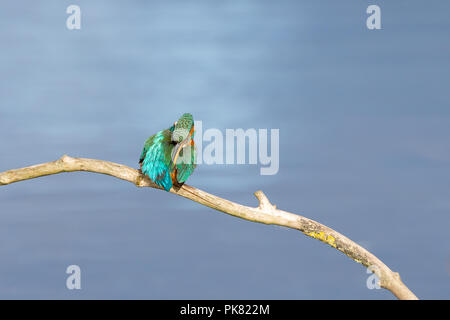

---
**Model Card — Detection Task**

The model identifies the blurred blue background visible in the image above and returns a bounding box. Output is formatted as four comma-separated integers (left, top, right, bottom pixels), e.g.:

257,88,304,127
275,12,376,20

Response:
0,0,449,299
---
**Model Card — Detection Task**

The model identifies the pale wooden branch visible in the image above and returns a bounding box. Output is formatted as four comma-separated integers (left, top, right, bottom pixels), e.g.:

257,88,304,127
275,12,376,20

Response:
0,155,418,300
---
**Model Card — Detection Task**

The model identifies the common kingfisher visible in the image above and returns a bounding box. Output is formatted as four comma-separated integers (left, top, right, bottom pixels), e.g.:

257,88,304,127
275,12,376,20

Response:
139,113,197,191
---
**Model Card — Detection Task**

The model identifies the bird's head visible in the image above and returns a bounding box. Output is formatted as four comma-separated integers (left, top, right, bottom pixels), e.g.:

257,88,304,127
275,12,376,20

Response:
172,113,194,143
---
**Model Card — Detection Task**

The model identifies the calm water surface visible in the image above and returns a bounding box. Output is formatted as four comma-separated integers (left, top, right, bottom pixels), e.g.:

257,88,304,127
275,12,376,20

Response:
0,1,449,298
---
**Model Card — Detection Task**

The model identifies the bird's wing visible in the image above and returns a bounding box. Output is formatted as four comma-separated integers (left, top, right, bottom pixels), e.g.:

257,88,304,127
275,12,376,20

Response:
139,135,154,166
175,142,197,184
140,130,174,191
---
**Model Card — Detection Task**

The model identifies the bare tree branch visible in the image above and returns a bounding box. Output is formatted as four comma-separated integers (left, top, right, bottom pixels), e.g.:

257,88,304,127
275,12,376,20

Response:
0,155,418,300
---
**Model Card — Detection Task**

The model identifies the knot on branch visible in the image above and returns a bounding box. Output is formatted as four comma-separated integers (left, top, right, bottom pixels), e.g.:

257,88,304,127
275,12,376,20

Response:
254,190,276,211
59,154,73,164
58,155,76,170
378,270,402,289
135,172,148,187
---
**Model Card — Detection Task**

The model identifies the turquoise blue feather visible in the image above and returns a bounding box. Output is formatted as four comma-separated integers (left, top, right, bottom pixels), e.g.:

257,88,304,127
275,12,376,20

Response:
139,126,175,191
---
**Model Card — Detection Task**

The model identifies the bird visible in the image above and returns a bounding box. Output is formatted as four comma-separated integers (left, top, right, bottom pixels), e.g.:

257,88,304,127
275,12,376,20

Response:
139,113,197,191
